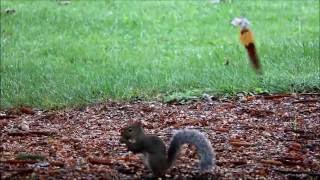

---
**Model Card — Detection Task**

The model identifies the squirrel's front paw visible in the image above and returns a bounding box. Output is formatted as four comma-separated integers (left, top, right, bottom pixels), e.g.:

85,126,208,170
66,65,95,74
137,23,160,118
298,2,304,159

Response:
142,174,164,180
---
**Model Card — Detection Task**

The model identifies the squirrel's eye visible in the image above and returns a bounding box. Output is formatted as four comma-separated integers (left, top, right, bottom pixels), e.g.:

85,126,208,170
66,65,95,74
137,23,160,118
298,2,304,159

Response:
128,128,132,133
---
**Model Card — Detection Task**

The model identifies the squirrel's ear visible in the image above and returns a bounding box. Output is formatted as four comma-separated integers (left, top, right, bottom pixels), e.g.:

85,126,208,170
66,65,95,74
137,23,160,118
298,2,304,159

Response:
120,121,132,132
124,120,143,128
132,121,143,127
127,119,135,125
119,126,125,133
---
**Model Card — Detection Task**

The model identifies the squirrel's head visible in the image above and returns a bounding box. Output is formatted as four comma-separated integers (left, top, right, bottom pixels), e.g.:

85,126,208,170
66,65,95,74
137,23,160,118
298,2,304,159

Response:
231,17,250,29
120,122,144,143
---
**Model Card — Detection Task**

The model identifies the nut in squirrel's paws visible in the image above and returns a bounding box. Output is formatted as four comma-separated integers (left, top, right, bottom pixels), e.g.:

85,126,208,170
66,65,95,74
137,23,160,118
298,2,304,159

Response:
128,138,136,143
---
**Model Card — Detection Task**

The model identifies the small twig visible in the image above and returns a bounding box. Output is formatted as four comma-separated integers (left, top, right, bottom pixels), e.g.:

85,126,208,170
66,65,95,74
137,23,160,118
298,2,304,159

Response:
29,130,55,136
167,111,176,117
272,168,320,176
230,141,253,147
0,167,34,172
7,131,30,136
216,160,247,166
1,168,34,179
283,129,320,139
284,129,311,134
263,94,292,100
260,159,283,166
292,99,318,104
0,160,38,164
7,130,56,136
0,160,64,167
300,93,320,96
19,107,35,115
0,115,18,119
277,156,304,166
88,157,113,165
49,160,65,167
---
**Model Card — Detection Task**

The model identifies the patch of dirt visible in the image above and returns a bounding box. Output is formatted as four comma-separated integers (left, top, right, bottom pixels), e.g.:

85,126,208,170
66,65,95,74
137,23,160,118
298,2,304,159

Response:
1,94,319,179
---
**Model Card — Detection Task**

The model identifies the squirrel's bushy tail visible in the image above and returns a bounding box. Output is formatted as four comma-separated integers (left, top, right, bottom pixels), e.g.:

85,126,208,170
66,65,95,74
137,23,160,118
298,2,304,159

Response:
245,43,261,74
167,129,215,171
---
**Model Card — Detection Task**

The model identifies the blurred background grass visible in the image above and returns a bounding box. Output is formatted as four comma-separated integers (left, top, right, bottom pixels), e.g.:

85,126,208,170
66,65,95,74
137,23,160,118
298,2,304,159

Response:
1,0,319,109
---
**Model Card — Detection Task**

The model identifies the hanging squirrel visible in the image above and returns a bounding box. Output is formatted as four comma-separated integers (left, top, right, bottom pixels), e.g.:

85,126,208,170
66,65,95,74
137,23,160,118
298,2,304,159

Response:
231,17,262,74
120,122,215,178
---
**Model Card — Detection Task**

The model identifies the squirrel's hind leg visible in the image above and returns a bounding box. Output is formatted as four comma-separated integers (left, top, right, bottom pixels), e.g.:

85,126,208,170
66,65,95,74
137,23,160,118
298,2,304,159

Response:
142,174,166,180
148,153,167,177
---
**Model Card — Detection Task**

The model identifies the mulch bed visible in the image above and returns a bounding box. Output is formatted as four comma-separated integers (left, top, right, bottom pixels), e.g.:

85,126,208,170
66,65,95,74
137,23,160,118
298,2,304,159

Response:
1,93,319,179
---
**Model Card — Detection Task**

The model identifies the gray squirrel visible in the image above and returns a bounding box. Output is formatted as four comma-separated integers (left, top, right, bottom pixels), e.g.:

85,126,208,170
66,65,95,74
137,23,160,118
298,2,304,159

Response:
120,122,215,178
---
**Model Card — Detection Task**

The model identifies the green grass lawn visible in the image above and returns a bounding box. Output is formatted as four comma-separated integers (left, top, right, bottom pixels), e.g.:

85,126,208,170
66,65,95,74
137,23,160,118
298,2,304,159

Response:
1,0,319,109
